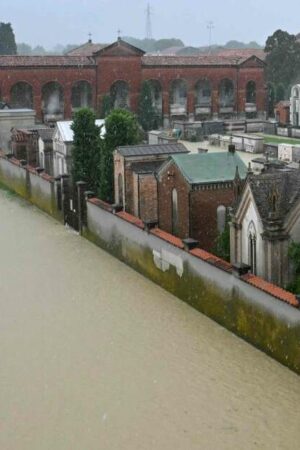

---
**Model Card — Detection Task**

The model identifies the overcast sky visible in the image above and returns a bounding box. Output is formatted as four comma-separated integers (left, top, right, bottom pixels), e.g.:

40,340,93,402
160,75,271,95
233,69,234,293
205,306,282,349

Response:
2,0,300,48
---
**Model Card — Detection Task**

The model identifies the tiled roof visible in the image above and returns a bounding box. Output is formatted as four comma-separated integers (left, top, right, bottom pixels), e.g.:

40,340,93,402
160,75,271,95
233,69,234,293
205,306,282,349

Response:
249,169,300,222
0,55,95,67
117,143,188,157
66,42,107,56
142,53,263,66
131,160,164,174
169,152,247,185
214,48,266,60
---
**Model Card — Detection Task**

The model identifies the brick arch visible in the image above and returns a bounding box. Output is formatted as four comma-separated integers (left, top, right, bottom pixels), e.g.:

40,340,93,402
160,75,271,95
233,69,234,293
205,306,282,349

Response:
194,78,212,118
71,80,93,111
110,80,130,109
10,81,34,109
41,81,64,121
246,80,256,103
170,79,188,117
145,79,162,115
219,78,235,112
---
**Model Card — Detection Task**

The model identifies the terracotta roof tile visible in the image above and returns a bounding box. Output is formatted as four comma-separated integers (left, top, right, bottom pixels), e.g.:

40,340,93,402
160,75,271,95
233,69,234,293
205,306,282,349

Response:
142,52,264,67
0,55,95,67
150,228,184,249
88,198,113,212
190,248,232,272
116,211,144,229
241,273,299,307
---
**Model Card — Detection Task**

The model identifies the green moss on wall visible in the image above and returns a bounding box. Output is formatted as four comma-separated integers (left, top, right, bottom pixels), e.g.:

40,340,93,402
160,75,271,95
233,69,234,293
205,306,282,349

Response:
85,222,300,374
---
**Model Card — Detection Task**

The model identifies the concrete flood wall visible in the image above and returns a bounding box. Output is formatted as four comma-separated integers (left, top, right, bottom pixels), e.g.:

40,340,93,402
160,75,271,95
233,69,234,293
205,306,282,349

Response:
84,200,300,374
0,153,62,221
1,152,300,374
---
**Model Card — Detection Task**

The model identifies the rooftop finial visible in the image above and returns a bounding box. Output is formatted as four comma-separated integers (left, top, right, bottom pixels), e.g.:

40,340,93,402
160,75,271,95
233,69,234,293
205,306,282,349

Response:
117,29,122,40
88,32,92,43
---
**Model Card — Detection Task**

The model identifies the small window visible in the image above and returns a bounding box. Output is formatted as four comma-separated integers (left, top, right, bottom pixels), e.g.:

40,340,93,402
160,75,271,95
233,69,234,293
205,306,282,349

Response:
217,205,226,233
172,188,179,235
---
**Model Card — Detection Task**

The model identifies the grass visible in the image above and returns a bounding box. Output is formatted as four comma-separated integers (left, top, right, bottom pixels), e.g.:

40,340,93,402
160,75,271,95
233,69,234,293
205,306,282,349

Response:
262,134,300,145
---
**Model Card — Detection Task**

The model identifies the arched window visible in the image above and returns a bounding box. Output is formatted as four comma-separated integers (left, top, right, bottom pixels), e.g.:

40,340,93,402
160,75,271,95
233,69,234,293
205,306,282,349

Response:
172,188,179,235
42,82,64,116
10,82,33,109
248,222,257,275
170,79,187,115
110,81,130,109
71,81,92,110
217,205,226,233
246,81,256,104
195,79,212,106
219,79,235,108
118,173,123,206
292,86,300,99
147,79,162,114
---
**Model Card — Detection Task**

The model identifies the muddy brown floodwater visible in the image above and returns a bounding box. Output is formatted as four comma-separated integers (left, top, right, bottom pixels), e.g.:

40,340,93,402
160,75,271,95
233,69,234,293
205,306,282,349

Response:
0,188,300,450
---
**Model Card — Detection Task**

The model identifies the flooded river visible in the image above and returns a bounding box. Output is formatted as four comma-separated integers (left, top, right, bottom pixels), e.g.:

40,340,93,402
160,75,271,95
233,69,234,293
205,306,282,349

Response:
0,187,300,450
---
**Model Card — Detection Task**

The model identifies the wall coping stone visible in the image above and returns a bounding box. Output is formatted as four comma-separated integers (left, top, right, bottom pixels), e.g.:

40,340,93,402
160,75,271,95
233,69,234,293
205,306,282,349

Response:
87,196,299,309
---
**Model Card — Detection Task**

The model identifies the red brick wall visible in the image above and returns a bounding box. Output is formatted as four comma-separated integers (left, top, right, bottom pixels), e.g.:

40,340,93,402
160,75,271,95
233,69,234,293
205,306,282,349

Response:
157,161,235,251
157,163,190,239
138,174,158,222
0,54,266,122
190,186,234,251
275,104,290,125
0,67,96,120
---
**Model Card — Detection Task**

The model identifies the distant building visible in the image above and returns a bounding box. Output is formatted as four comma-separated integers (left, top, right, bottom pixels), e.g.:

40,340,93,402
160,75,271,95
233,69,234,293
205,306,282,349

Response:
230,165,300,287
10,124,49,166
114,143,189,222
0,109,36,153
290,85,300,127
0,39,266,126
156,151,247,251
53,119,105,177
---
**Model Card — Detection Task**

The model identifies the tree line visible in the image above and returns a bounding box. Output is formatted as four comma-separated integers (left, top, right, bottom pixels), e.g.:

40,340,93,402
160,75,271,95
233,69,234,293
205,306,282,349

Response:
71,80,158,203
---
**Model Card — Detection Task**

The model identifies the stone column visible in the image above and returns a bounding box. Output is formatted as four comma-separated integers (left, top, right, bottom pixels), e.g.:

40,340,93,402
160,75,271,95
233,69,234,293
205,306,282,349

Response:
64,86,72,120
33,87,42,122
162,91,170,128
212,89,219,119
187,90,195,122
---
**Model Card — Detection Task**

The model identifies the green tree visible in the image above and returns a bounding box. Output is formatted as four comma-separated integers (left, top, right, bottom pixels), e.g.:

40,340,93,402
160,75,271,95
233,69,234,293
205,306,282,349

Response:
265,30,300,88
17,42,32,55
101,94,112,118
267,82,276,117
0,22,17,55
275,83,286,103
213,219,230,262
71,108,102,193
138,81,158,131
99,109,141,202
287,242,300,293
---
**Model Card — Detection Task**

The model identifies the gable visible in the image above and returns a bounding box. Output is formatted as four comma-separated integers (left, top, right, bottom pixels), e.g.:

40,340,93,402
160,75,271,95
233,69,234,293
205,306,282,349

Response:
239,55,265,69
94,39,145,58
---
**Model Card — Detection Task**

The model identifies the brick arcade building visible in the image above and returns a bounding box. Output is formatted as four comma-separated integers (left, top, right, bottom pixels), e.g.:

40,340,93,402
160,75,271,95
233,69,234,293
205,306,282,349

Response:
0,39,266,125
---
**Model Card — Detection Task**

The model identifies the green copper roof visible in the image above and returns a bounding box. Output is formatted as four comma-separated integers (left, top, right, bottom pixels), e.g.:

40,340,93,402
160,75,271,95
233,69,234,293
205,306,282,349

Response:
171,152,247,184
